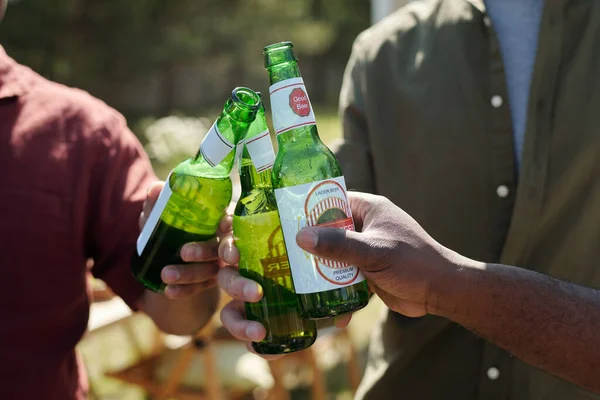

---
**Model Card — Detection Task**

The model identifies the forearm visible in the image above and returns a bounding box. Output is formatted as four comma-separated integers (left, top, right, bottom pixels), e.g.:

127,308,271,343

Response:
430,252,600,393
139,287,220,336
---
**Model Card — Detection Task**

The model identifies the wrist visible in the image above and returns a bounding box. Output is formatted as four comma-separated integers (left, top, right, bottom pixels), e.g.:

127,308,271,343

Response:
425,246,482,321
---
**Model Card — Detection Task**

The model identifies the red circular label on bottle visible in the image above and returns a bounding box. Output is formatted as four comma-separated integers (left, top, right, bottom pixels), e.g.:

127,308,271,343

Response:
289,88,311,117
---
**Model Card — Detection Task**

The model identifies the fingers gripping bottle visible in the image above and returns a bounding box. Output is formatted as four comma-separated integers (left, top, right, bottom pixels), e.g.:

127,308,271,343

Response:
264,42,370,319
233,103,318,353
131,87,261,292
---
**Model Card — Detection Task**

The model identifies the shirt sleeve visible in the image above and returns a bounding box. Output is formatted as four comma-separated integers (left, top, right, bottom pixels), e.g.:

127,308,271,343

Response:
88,111,157,310
333,37,377,194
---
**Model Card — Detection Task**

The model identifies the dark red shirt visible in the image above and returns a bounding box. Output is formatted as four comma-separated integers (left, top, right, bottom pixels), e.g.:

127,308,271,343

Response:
0,46,156,399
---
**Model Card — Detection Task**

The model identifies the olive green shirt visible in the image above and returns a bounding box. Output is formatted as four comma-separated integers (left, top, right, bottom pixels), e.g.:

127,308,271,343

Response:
335,0,600,399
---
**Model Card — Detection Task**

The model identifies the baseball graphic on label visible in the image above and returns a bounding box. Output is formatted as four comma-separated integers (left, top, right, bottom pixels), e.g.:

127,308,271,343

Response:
274,172,365,293
304,180,358,285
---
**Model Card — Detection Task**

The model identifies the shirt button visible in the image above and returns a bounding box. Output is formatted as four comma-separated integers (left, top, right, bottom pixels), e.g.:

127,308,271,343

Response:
491,95,503,108
487,367,500,380
496,185,509,198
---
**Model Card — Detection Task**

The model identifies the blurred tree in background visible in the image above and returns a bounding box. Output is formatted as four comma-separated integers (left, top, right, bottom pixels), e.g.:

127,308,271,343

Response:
0,4,376,396
0,0,370,177
0,0,369,119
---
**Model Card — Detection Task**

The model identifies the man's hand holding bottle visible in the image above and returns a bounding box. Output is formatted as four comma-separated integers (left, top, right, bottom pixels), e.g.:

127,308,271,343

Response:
214,191,460,354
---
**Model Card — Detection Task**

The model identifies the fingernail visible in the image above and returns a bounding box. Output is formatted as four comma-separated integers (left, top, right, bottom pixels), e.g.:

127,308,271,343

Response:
224,247,236,264
243,282,262,301
148,182,162,196
165,285,179,298
163,267,180,283
296,228,318,249
184,244,202,260
246,325,262,342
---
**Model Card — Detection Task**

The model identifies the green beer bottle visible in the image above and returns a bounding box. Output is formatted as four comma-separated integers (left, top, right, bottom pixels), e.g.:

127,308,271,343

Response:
264,42,370,319
233,103,317,354
131,87,261,292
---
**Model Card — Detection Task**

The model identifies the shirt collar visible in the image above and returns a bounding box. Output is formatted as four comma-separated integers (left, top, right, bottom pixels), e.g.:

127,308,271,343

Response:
465,0,486,13
471,0,574,13
0,45,27,99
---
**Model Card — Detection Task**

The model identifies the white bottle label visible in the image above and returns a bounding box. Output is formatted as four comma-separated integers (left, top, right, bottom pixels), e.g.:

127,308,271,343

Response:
269,77,317,135
274,176,366,294
234,139,245,168
199,122,234,166
246,129,275,172
136,174,173,255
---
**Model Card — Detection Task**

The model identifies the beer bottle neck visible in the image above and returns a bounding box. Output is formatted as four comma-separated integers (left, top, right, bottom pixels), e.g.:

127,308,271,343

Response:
265,47,321,149
276,125,320,149
191,87,261,174
191,115,240,175
266,62,302,86
236,145,277,216
238,106,274,191
239,154,273,193
264,41,300,84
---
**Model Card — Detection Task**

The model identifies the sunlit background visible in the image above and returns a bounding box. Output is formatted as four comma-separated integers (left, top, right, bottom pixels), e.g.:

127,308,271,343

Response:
0,1,409,399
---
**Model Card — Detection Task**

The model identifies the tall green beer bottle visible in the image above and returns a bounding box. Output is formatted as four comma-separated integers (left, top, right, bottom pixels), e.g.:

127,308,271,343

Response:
131,87,261,292
264,42,370,319
233,103,317,353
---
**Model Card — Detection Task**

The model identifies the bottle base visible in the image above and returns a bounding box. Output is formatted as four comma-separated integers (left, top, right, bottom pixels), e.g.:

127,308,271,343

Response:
298,281,371,319
301,299,369,320
251,335,316,355
133,272,166,294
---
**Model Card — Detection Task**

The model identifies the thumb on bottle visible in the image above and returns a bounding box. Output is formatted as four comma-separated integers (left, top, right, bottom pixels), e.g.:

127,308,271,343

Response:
296,226,374,269
140,181,165,229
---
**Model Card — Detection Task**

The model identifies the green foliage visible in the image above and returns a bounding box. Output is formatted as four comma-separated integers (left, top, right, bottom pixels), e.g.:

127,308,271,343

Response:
0,0,368,85
0,0,370,134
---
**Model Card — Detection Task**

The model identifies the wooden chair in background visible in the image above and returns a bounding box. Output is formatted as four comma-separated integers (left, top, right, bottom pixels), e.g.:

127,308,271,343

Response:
91,288,363,400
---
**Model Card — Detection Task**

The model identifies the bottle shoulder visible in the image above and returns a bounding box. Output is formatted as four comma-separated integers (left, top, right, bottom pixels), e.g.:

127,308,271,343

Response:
168,167,232,196
173,158,231,179
272,140,342,188
235,187,278,217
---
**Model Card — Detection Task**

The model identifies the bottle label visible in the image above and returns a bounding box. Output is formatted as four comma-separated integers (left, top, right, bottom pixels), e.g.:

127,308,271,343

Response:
136,174,173,256
274,176,366,294
233,211,295,293
234,139,245,168
269,77,317,135
199,122,234,166
246,129,275,172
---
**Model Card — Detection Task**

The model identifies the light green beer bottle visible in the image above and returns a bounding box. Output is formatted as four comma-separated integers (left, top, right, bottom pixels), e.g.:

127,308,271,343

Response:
264,42,370,319
131,87,261,292
233,103,317,353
